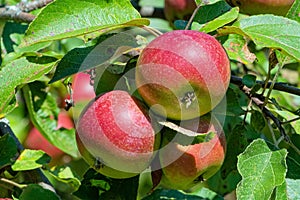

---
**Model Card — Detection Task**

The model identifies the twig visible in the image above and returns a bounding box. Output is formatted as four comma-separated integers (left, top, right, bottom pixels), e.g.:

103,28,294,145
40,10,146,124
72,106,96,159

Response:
184,3,201,30
0,178,26,189
233,79,300,155
231,75,300,96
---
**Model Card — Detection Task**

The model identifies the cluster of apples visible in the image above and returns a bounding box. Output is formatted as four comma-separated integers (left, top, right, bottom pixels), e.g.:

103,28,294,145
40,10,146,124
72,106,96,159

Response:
76,29,231,190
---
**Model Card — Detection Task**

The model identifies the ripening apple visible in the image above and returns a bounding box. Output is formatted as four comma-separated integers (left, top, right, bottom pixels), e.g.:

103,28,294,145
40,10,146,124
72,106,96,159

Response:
164,0,197,25
226,0,294,16
159,115,226,190
25,111,74,165
76,90,160,178
136,30,230,120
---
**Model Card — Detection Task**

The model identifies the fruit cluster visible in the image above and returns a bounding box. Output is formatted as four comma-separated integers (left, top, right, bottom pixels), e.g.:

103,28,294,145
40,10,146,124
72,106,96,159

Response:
76,30,230,190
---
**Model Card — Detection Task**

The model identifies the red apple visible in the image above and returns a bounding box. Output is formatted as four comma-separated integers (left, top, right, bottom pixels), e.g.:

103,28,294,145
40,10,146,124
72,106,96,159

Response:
164,0,197,25
159,115,226,190
25,111,74,165
135,30,230,120
76,90,160,178
226,0,294,16
72,72,96,102
71,72,96,121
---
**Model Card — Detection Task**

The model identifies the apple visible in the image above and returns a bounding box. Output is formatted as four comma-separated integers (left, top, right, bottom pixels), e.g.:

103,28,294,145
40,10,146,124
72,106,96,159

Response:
76,90,160,178
226,0,294,16
135,30,230,120
71,72,96,121
158,115,226,190
25,111,74,165
164,0,197,26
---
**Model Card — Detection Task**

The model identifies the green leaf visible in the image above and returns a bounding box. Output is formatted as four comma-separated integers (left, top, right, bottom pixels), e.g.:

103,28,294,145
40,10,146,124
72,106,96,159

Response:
286,178,300,199
143,189,206,200
0,133,18,169
12,149,50,171
242,74,257,88
194,1,231,24
21,0,149,47
195,7,239,33
49,32,140,83
236,139,287,200
22,82,78,158
218,15,300,61
19,184,60,200
250,110,266,132
269,109,300,134
275,181,288,200
74,168,139,200
219,84,245,116
223,34,256,64
0,57,56,115
43,166,81,193
220,124,249,178
287,0,300,23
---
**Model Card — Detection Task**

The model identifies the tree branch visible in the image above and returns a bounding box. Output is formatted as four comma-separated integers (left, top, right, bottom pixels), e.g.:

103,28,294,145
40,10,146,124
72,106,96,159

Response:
231,75,300,96
0,0,54,23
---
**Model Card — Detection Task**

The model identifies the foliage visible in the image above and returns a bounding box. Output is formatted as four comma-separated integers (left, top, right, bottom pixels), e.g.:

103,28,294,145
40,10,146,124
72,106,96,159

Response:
0,0,299,199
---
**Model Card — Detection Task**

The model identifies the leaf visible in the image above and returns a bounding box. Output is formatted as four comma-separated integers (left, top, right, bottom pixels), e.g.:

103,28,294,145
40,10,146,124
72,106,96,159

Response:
220,124,249,178
286,178,300,199
275,181,288,200
194,1,231,24
195,7,239,33
242,74,257,88
269,109,300,135
287,0,300,23
22,82,78,158
43,166,81,193
19,184,60,200
12,149,50,171
236,139,287,200
0,133,18,169
218,15,300,61
250,110,266,132
223,34,256,64
0,57,56,115
218,84,245,116
49,32,140,83
74,168,139,200
21,0,149,47
143,189,206,200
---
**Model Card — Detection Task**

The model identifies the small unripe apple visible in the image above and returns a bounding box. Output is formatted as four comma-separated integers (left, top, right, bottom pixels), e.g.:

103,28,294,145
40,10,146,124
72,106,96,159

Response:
25,111,74,165
136,30,230,120
76,90,160,178
226,0,294,16
164,0,197,25
159,115,226,190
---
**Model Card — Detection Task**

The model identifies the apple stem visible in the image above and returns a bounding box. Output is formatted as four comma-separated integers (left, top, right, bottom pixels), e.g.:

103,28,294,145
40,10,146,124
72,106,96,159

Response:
180,92,196,109
141,25,163,37
184,3,202,30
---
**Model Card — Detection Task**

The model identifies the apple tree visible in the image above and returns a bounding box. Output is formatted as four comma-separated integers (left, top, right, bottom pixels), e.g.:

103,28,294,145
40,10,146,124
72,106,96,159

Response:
0,0,300,199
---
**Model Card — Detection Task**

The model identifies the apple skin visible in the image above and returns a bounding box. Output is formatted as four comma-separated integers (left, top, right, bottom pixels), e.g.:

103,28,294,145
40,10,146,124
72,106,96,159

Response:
226,0,294,16
76,90,160,178
25,111,74,165
136,30,230,120
164,0,197,24
159,115,226,190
